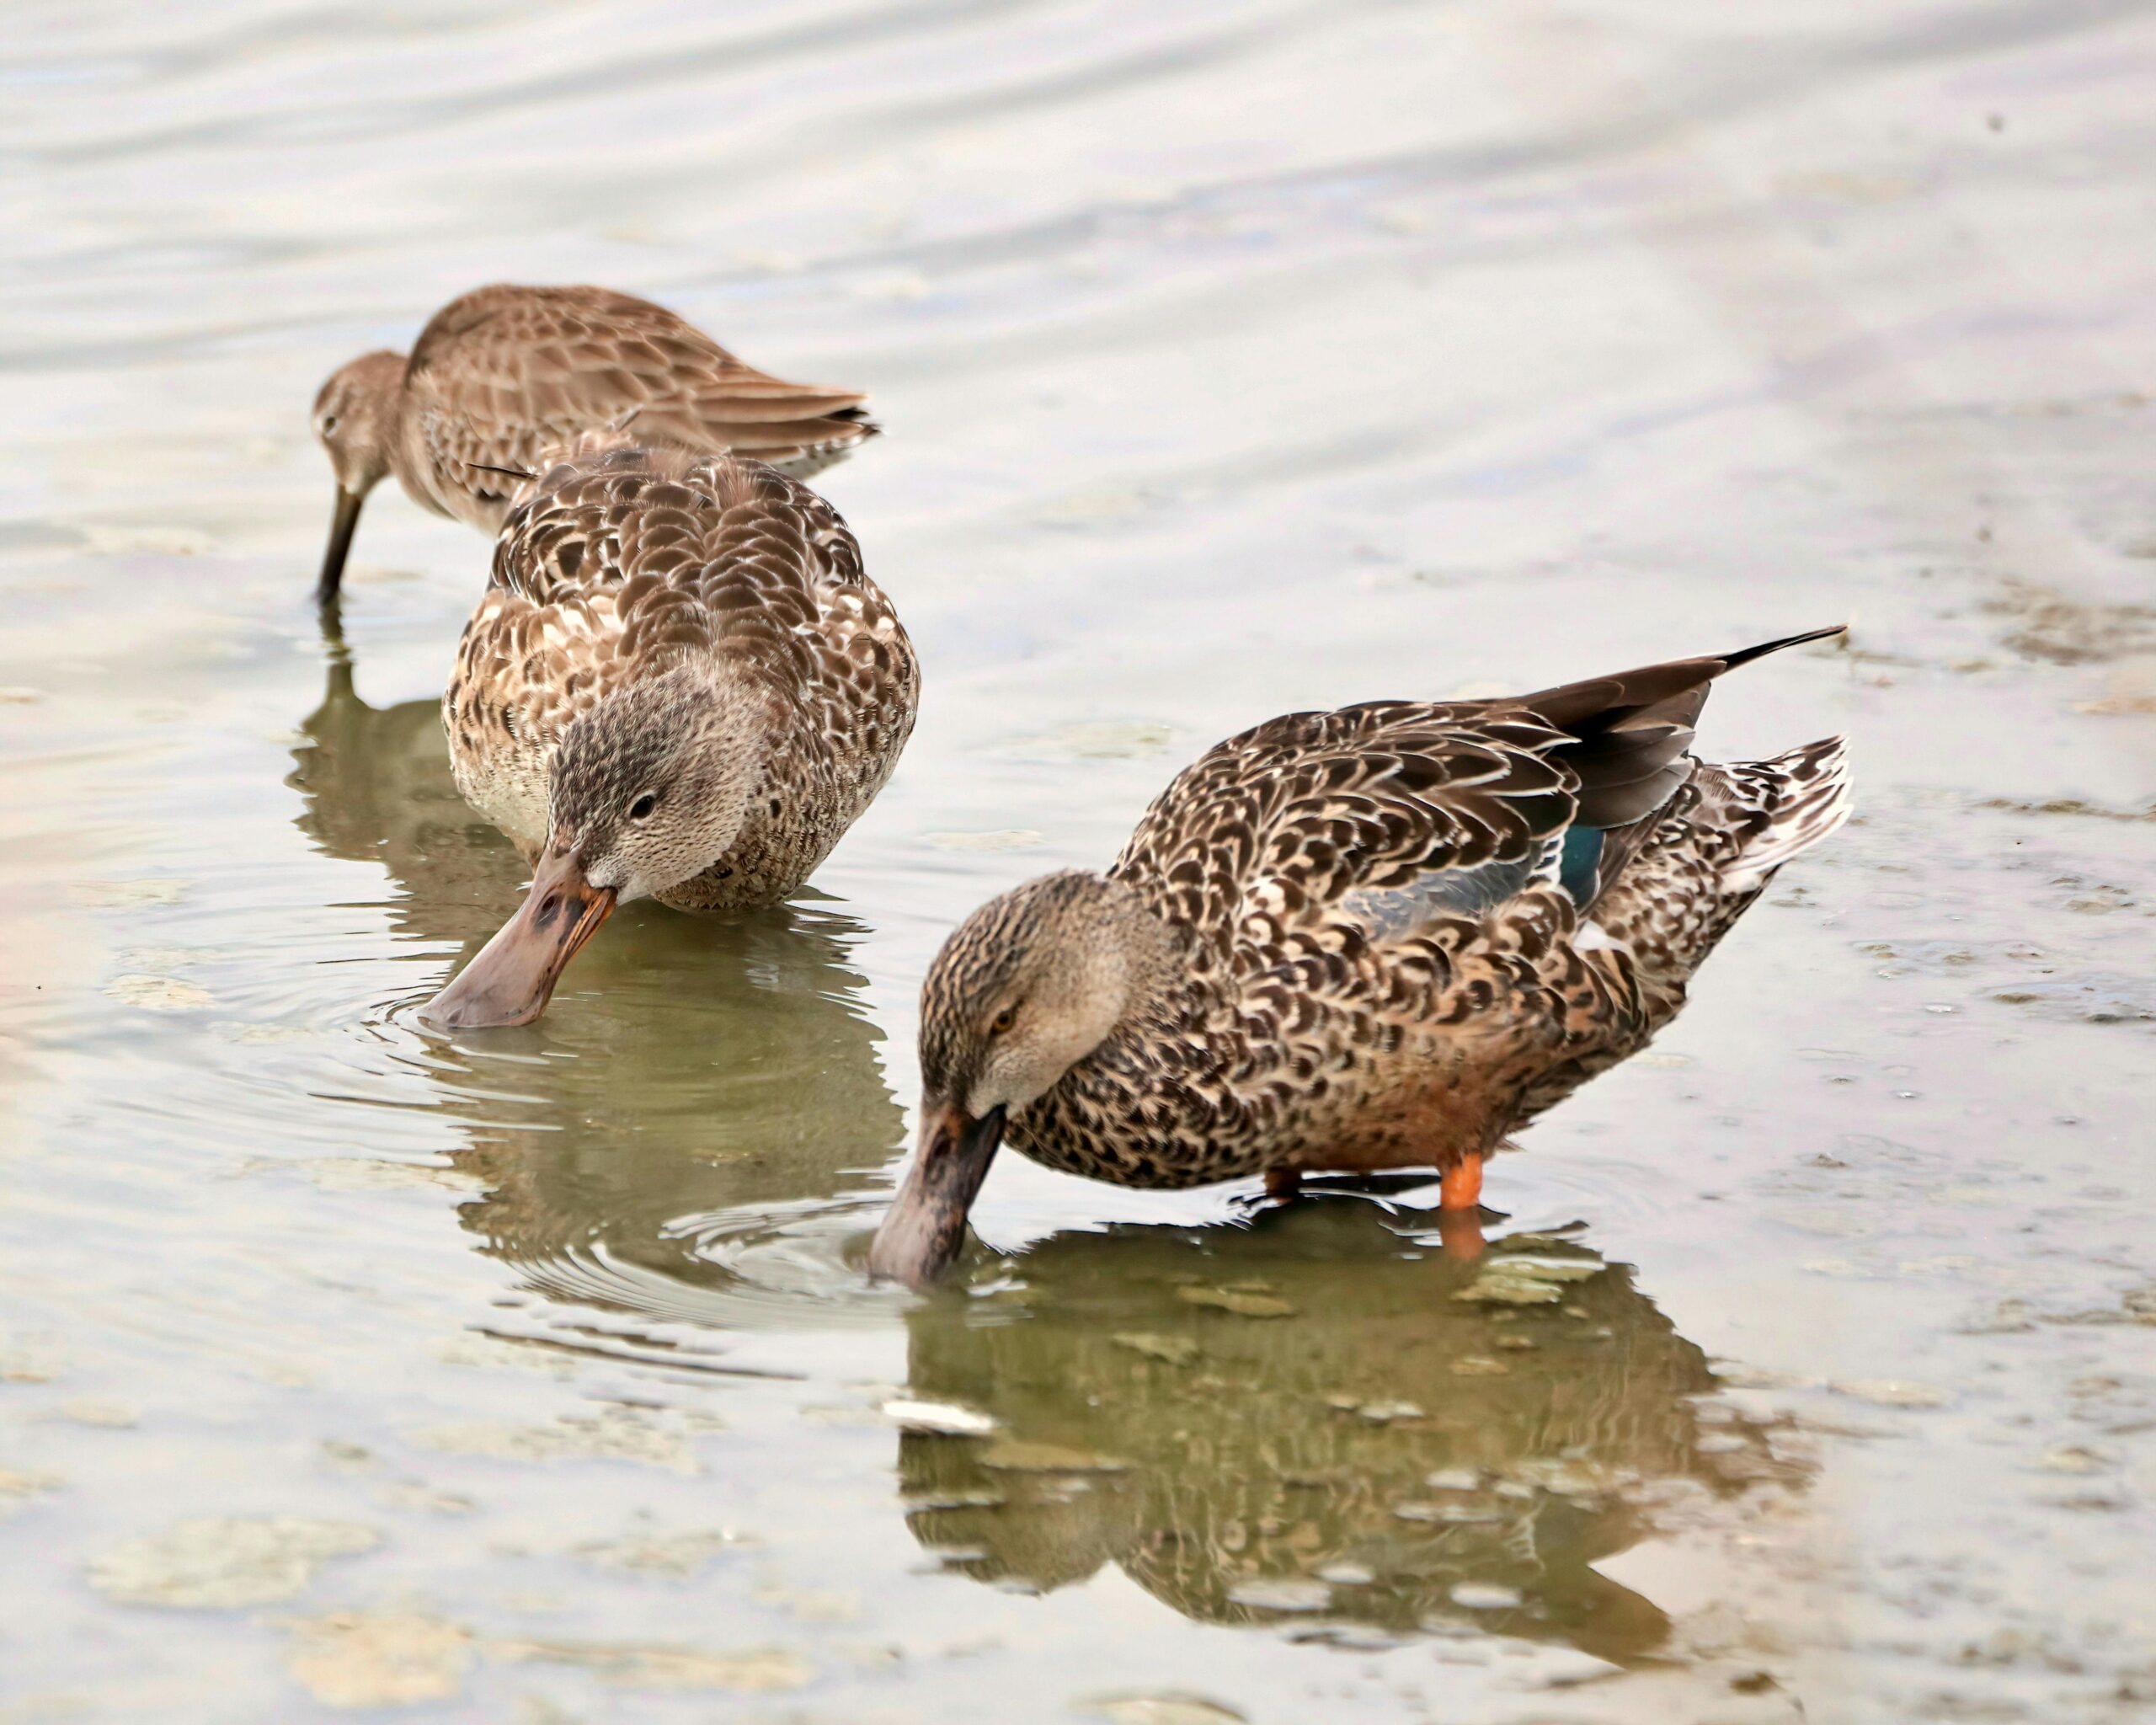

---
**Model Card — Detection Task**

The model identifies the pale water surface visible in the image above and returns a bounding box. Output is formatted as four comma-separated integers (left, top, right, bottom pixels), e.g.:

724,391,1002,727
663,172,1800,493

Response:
2,3,2153,1720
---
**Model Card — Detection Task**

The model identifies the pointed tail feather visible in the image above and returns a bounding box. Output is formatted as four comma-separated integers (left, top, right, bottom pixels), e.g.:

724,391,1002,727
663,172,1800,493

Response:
1716,623,1848,673
1721,735,1853,894
1522,625,1846,830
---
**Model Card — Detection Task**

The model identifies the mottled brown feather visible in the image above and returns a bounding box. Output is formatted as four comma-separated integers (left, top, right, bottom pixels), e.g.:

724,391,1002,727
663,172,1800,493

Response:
945,633,1849,1190
369,284,875,535
444,441,915,911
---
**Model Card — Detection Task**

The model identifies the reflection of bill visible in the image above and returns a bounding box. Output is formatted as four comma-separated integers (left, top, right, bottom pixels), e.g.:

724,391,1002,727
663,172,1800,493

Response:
284,628,905,1322
898,1201,1807,1664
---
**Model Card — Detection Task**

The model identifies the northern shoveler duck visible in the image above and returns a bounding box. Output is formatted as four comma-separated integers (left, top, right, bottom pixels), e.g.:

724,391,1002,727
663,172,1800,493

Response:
421,438,915,1030
868,628,1849,1284
310,283,875,603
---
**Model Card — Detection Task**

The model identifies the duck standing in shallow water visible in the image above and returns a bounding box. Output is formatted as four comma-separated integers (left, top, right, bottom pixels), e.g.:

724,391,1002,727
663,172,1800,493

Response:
868,628,1849,1284
422,440,915,1030
310,283,875,603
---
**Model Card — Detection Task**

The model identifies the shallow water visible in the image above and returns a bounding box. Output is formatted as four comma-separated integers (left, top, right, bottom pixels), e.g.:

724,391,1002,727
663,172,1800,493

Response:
3,2,2153,1720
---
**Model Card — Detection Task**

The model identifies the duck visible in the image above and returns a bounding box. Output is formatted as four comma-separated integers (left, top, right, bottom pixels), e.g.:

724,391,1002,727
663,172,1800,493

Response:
867,628,1850,1284
420,436,916,1030
309,282,875,604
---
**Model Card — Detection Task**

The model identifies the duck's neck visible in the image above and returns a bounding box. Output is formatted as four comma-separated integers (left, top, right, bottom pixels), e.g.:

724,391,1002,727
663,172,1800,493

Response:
1006,879,1284,1182
653,657,777,840
1103,870,1192,1005
1049,876,1201,1084
551,661,776,901
348,352,413,498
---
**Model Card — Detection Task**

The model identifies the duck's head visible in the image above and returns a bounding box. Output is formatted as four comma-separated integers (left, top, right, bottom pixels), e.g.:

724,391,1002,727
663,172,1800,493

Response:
311,350,407,603
867,871,1174,1286
422,664,772,1031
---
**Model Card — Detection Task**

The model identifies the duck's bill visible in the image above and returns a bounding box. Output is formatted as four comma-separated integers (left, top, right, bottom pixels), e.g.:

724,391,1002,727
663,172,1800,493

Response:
315,488,364,606
419,851,616,1030
865,1100,1008,1286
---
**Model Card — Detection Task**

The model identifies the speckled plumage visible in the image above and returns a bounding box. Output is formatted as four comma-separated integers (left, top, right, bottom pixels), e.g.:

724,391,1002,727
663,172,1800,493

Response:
925,631,1850,1190
318,281,875,535
443,440,915,911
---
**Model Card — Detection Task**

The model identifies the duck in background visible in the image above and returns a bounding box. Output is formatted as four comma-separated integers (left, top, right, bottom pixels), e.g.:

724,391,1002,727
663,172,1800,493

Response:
309,282,875,604
869,628,1849,1284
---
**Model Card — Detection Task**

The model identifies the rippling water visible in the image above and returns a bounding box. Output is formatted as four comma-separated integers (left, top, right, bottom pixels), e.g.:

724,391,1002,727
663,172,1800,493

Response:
3,3,2153,1720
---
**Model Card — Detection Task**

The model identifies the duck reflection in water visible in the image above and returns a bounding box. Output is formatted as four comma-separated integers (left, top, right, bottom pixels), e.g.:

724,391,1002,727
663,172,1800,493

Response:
288,622,526,944
286,626,904,1322
896,1198,1808,1664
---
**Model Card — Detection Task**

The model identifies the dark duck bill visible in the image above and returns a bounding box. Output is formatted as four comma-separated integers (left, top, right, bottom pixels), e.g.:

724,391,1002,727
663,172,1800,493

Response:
866,1102,1008,1286
420,848,616,1030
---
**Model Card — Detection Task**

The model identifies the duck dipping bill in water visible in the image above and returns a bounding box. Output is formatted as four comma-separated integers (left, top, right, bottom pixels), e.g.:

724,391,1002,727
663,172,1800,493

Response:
420,438,916,1030
310,282,876,603
867,628,1851,1286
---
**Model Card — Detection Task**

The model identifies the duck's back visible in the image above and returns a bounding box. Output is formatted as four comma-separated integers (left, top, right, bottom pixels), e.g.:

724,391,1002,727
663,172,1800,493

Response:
393,284,874,530
1111,699,1579,977
444,444,916,899
1114,637,1845,990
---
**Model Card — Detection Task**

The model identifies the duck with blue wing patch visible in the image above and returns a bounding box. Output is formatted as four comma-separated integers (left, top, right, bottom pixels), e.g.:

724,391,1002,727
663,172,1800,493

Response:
869,628,1849,1286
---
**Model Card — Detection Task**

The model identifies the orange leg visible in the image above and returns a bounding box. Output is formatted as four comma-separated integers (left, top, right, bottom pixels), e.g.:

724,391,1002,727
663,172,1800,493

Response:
1439,1151,1483,1212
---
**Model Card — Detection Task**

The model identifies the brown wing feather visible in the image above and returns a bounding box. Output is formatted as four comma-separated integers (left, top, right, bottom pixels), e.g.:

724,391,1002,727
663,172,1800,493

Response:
399,285,874,527
1111,703,1579,973
1110,629,1844,964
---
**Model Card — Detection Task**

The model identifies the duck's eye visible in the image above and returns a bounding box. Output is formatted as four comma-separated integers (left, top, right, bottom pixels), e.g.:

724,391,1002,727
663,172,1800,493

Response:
990,1006,1017,1037
320,413,339,435
627,792,658,820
